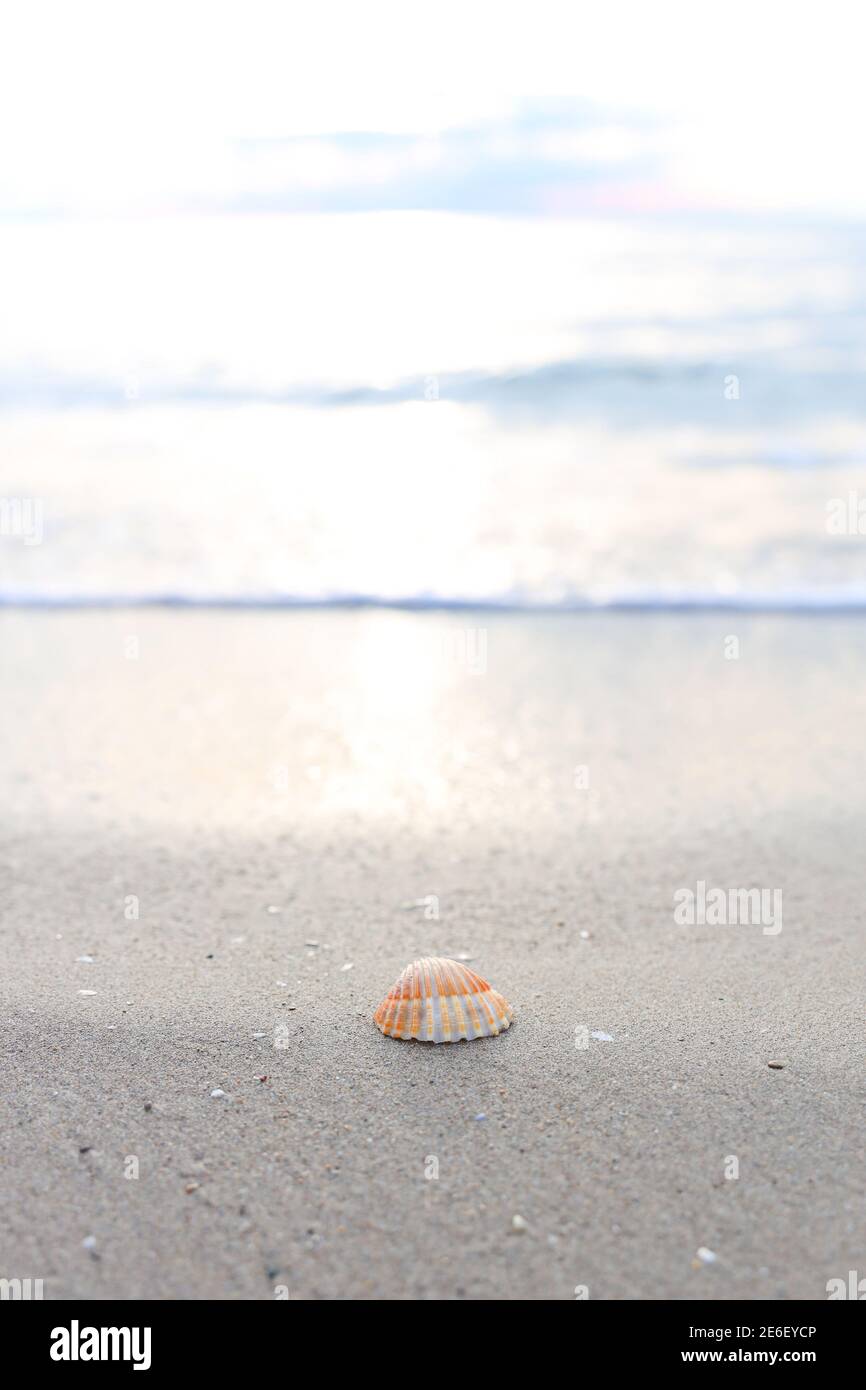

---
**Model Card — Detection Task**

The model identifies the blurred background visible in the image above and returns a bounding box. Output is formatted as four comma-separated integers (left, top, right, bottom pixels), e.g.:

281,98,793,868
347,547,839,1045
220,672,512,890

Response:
1,0,865,608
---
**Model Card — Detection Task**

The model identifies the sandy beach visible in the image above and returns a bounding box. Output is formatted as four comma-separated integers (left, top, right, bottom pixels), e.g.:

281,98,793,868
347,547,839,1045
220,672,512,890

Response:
1,607,863,1300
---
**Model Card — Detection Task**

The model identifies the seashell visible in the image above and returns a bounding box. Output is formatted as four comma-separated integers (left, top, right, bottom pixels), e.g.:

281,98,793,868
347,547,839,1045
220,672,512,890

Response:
373,957,513,1043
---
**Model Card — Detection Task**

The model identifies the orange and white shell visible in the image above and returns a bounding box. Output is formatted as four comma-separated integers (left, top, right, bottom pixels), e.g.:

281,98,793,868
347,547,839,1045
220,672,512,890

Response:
374,957,513,1043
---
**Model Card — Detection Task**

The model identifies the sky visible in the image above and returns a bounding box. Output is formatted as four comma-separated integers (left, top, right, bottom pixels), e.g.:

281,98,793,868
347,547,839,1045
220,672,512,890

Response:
1,0,865,220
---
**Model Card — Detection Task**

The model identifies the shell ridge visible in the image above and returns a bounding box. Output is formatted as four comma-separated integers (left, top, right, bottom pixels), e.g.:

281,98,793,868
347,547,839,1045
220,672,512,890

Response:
431,959,452,1041
422,958,435,1041
463,983,482,1037
476,985,499,1034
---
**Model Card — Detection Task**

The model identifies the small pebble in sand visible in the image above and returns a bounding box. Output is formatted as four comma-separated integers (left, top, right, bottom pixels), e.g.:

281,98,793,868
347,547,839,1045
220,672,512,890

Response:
185,1182,199,1194
341,962,353,971
305,940,319,947
143,1103,152,1112
76,955,95,963
474,1113,487,1122
276,981,288,987
511,1215,528,1234
210,1088,228,1099
591,1030,614,1042
78,989,97,996
579,930,592,940
767,1060,785,1069
266,906,282,914
82,1235,97,1252
253,1031,266,1038
696,1247,717,1264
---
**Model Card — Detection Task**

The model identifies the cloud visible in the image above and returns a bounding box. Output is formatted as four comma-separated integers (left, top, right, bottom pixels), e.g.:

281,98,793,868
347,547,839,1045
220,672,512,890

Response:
0,103,668,218
220,106,667,215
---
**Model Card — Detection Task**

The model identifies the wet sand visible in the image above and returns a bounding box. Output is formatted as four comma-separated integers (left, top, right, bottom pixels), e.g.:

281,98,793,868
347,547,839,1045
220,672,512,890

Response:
1,608,863,1299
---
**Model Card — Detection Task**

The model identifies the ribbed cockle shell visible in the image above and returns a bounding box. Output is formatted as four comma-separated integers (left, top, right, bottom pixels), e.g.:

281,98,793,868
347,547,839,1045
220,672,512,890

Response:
374,957,513,1043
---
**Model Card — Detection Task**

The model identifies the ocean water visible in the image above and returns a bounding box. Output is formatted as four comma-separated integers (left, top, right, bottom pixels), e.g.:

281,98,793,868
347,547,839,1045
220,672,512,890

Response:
2,210,866,608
